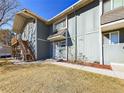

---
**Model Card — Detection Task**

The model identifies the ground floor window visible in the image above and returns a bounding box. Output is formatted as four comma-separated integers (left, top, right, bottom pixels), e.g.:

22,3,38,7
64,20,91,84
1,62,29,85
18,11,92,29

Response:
59,40,66,47
103,31,119,45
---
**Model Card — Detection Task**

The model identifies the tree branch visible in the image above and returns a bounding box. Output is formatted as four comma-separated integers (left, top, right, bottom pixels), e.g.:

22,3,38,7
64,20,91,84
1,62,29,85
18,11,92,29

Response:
0,0,19,28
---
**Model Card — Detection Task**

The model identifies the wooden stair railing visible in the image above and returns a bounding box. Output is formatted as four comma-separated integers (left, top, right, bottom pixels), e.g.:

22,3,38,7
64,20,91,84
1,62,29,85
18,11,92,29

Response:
18,39,35,62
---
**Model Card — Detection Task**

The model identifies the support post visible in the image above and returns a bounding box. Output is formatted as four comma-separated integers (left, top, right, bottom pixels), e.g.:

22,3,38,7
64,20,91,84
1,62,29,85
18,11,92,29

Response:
66,16,68,61
99,0,104,64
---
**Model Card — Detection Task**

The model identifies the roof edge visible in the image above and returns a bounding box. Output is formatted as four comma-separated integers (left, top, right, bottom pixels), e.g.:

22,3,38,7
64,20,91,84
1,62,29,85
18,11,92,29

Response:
48,0,94,23
48,0,82,21
17,9,48,24
15,0,94,25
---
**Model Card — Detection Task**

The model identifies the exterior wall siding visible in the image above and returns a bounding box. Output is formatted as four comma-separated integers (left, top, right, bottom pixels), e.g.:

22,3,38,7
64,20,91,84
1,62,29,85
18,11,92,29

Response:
49,25,54,58
36,19,50,60
103,44,124,64
68,15,76,61
67,0,100,62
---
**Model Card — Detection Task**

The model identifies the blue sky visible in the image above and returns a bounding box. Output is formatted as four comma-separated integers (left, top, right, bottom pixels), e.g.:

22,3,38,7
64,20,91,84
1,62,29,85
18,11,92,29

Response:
2,0,78,29
19,0,78,20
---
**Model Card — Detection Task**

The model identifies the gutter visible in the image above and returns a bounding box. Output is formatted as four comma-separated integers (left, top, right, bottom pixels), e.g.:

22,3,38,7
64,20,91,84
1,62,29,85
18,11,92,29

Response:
48,0,82,21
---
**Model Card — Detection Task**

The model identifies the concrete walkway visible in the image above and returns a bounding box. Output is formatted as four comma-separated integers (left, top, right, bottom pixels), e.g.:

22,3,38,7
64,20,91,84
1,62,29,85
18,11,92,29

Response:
49,62,124,80
13,59,124,80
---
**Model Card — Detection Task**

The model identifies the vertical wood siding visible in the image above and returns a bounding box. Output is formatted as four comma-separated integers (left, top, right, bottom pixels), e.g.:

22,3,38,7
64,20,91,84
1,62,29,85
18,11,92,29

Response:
67,0,100,62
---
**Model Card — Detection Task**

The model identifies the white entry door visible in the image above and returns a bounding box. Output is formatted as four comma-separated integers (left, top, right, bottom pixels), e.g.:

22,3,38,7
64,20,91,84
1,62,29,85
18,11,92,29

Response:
53,42,59,59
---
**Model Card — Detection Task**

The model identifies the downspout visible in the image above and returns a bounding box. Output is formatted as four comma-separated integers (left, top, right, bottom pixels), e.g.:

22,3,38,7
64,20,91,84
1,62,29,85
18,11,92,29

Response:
35,18,38,60
73,7,77,62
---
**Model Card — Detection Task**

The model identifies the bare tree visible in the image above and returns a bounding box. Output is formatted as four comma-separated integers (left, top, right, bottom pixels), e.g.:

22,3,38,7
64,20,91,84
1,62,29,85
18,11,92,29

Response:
0,0,19,28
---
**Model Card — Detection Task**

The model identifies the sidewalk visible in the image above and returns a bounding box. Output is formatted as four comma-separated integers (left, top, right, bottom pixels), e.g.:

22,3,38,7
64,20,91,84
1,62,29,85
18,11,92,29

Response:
49,62,124,79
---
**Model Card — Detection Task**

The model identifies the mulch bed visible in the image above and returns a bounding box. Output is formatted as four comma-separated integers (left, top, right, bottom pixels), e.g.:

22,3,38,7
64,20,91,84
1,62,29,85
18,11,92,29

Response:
69,62,112,70
57,59,112,70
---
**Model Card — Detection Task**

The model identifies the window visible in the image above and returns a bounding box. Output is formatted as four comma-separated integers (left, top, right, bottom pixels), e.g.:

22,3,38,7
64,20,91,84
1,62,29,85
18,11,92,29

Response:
55,19,66,31
113,0,123,9
103,0,124,13
103,0,111,13
110,32,119,44
103,31,119,45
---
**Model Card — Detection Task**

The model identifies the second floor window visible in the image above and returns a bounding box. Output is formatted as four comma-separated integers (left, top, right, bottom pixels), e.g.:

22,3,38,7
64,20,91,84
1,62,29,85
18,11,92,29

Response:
103,0,124,13
55,19,66,31
113,0,123,9
103,0,111,13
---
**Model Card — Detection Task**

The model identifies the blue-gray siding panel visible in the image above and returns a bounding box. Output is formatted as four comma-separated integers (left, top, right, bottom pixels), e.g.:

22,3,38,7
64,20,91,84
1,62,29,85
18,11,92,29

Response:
67,0,100,62
37,20,50,60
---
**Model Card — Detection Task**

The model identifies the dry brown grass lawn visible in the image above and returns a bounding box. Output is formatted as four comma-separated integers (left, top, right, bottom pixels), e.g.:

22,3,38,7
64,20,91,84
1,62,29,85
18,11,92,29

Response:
0,63,124,93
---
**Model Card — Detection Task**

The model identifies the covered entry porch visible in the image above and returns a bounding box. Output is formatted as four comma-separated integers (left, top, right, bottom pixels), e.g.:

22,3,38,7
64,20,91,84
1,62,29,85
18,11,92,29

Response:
102,20,124,72
48,29,67,60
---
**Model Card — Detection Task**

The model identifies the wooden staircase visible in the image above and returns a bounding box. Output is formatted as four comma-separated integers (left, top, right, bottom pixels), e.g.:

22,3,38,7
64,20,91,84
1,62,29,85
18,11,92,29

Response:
18,39,35,62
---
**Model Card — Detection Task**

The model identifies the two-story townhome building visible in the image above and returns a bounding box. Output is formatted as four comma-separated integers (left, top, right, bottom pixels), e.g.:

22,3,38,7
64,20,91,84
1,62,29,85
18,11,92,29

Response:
12,0,124,70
